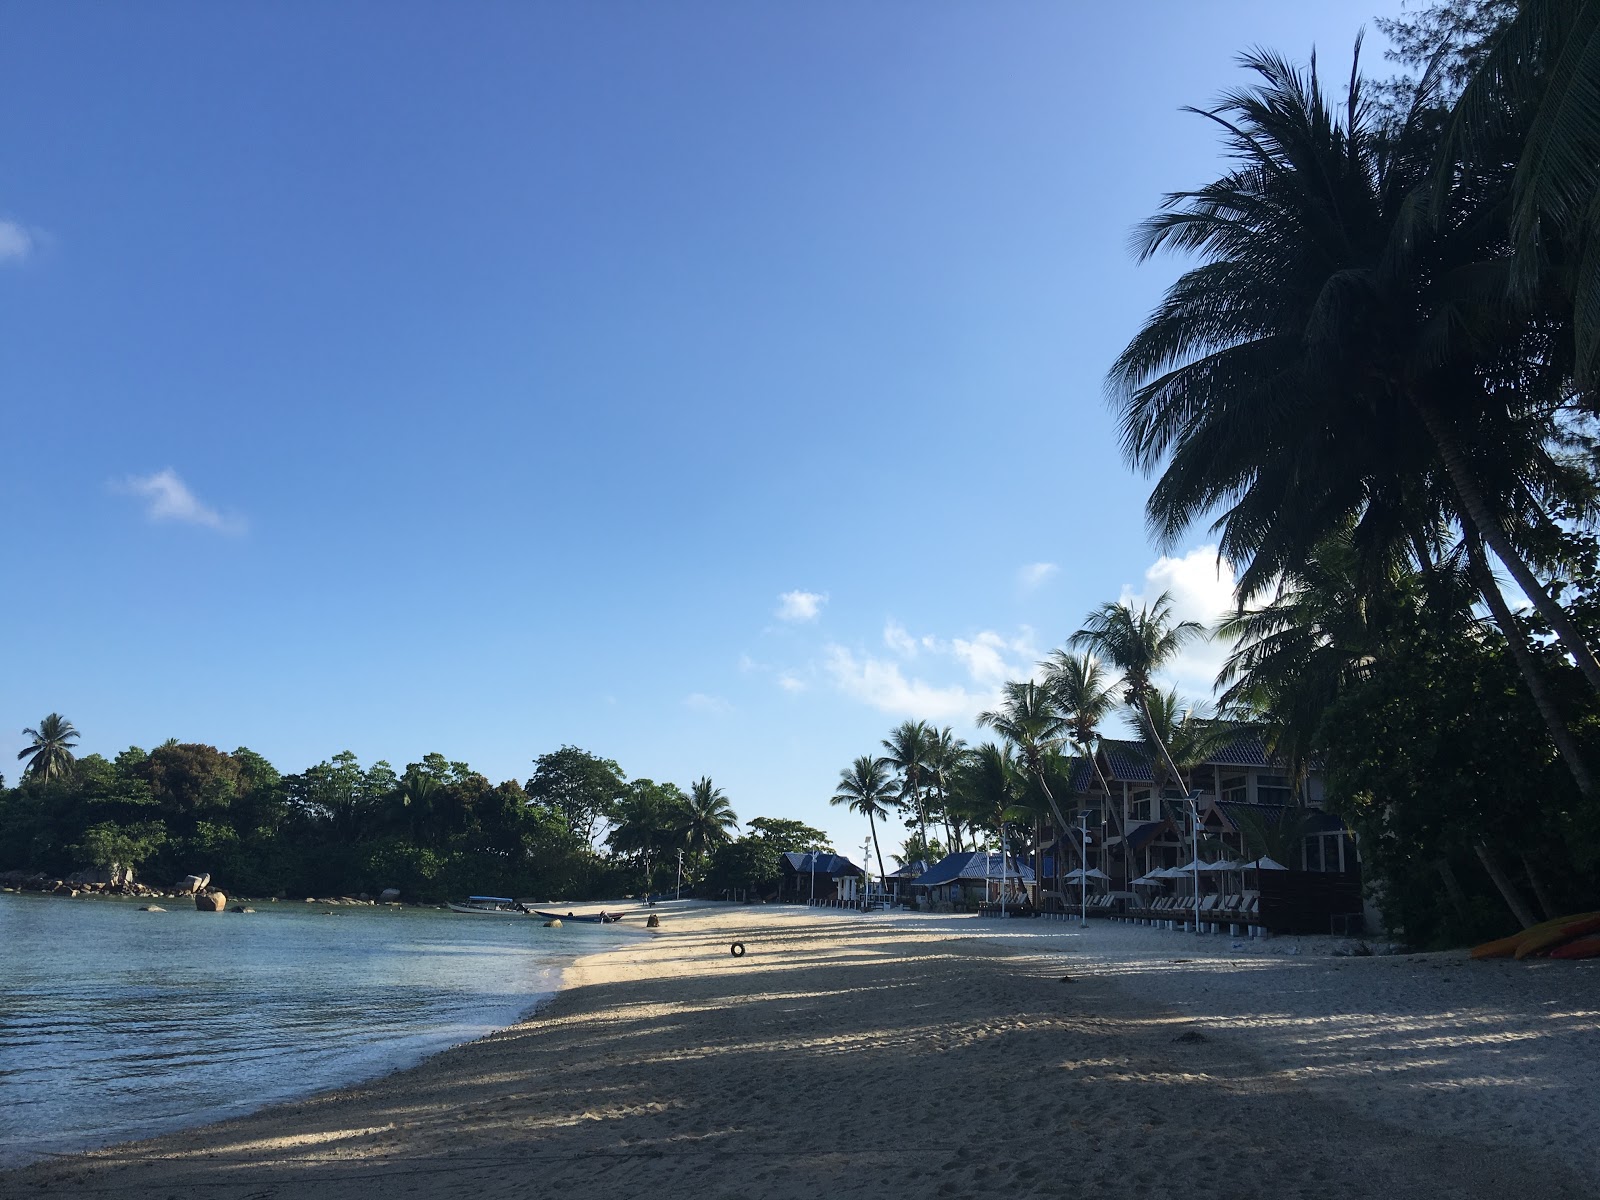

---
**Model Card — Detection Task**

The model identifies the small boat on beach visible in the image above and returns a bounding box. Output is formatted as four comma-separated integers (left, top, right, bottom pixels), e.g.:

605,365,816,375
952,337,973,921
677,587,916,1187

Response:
533,909,623,924
447,896,531,915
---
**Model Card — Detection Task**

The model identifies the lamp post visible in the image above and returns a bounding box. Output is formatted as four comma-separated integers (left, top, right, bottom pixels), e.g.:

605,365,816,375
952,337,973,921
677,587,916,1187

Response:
1188,789,1202,936
1080,810,1090,928
809,849,816,904
863,836,872,909
999,828,1007,918
676,848,683,902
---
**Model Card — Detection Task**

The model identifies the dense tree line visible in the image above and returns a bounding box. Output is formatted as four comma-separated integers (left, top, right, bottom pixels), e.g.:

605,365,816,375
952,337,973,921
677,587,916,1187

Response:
1,730,767,903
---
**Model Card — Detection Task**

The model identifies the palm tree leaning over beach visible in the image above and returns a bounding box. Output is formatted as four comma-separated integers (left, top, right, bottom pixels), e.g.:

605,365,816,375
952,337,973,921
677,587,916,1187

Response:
950,742,1028,879
18,713,79,783
831,755,895,898
881,720,934,850
926,726,968,852
1071,593,1206,805
1108,44,1600,701
683,777,738,859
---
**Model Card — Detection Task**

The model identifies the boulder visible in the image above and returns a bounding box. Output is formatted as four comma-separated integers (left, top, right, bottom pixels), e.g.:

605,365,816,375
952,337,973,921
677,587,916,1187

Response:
380,888,401,903
178,873,210,895
195,890,227,912
230,906,255,914
139,905,166,912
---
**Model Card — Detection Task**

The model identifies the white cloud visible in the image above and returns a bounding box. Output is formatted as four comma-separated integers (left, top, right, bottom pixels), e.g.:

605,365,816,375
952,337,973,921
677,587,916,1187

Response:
823,624,1037,722
1018,562,1058,591
823,645,976,719
776,590,828,622
1118,545,1237,700
0,220,36,264
113,468,245,534
777,671,807,693
684,692,731,714
883,620,918,657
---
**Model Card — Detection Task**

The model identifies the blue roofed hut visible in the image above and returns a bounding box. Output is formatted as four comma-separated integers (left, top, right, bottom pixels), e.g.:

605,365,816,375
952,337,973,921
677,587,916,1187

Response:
911,851,1035,911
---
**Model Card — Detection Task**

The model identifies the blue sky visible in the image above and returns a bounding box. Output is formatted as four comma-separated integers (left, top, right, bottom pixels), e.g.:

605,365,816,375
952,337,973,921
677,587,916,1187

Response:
2,2,1407,857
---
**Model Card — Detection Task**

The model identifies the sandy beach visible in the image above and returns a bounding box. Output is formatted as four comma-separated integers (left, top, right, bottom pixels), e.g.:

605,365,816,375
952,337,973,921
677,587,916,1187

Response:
5,906,1598,1200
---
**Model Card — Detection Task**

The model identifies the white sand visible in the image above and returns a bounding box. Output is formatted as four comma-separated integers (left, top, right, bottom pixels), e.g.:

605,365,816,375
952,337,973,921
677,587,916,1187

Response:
4,905,1596,1200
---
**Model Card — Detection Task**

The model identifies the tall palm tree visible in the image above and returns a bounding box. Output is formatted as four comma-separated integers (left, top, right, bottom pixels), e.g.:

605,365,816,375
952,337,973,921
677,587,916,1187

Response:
390,768,442,843
949,742,1030,870
976,681,1081,867
1041,650,1123,833
1071,593,1207,796
831,755,895,894
926,726,969,851
683,777,738,859
1443,0,1600,384
1136,689,1240,807
881,720,934,847
1108,45,1600,700
18,713,79,782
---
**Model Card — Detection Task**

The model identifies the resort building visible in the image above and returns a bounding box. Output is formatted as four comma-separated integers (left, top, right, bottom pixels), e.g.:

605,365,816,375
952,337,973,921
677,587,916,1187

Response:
1033,734,1367,932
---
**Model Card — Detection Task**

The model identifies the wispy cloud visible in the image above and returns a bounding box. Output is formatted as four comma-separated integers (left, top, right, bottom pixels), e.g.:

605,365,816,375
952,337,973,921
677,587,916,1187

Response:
113,468,245,534
684,692,731,714
1017,561,1058,591
777,671,807,693
823,624,1038,722
775,589,828,622
0,219,37,264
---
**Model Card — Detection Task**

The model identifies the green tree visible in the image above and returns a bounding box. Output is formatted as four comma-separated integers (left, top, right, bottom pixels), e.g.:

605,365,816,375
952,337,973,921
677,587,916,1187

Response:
17,714,79,782
525,747,627,848
830,755,895,893
683,777,738,860
976,681,1080,864
881,720,934,847
745,816,831,853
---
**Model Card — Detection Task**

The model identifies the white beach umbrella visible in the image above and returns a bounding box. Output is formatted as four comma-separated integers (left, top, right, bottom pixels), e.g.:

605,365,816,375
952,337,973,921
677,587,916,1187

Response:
1205,860,1240,872
1083,868,1110,881
1131,874,1162,887
1177,858,1214,873
1062,868,1086,882
1250,856,1289,871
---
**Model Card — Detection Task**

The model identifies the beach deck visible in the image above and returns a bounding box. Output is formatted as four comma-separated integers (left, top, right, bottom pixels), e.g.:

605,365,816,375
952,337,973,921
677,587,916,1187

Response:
5,906,1596,1200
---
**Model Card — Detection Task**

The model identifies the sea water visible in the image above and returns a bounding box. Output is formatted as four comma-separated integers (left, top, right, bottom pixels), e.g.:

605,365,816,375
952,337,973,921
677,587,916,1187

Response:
0,893,632,1166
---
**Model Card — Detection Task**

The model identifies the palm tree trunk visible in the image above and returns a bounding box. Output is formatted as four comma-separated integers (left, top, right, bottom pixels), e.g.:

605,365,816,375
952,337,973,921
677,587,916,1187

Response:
1474,841,1539,929
1520,853,1558,921
1417,400,1600,696
868,812,887,900
1465,531,1599,802
1436,858,1472,925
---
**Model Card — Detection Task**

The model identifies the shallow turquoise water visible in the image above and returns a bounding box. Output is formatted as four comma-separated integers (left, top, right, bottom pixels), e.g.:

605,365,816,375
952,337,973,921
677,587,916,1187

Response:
0,894,632,1166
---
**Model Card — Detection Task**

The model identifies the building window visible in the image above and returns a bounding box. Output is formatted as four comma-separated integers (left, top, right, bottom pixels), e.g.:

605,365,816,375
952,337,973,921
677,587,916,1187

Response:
1132,792,1151,821
1221,776,1247,805
1258,775,1294,805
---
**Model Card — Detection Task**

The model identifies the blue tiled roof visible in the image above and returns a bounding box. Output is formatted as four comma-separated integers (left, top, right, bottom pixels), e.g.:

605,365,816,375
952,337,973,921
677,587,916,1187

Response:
782,851,863,877
1215,802,1345,834
913,851,1036,888
888,859,932,879
1098,740,1154,782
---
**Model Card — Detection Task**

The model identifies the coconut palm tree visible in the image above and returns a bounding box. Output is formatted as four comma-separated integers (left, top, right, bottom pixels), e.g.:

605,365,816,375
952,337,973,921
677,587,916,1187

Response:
1071,593,1207,796
1443,0,1600,384
1040,650,1122,832
17,713,79,782
949,742,1030,859
831,755,895,894
1108,44,1600,700
1136,690,1240,807
683,777,738,859
881,720,934,847
389,768,442,843
976,681,1081,867
926,726,969,851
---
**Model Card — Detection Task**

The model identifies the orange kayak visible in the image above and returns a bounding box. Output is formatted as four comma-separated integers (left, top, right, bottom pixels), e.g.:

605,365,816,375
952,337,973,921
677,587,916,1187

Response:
1472,911,1600,960
1549,933,1600,961
1514,914,1600,960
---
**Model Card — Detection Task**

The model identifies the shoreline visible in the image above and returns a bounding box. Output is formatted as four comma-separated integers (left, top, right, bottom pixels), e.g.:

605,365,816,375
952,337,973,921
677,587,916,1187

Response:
0,894,654,1172
4,906,1597,1199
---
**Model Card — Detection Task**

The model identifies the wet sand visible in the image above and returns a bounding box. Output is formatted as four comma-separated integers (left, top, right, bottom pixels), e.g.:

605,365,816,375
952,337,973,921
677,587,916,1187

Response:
4,906,1597,1200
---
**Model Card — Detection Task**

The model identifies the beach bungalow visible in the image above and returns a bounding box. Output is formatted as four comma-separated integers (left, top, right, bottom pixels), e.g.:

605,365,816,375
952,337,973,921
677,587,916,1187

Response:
778,851,864,904
884,860,931,905
911,851,1035,911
